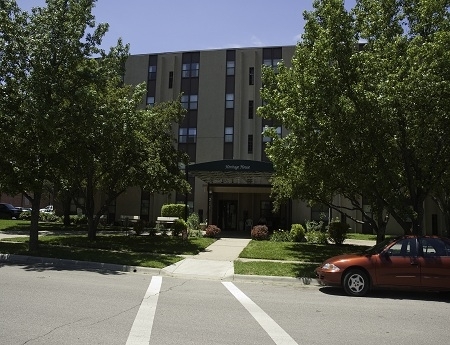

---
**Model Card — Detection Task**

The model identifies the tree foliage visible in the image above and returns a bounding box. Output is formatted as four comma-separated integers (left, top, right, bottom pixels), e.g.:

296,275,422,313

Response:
0,0,188,247
259,0,450,240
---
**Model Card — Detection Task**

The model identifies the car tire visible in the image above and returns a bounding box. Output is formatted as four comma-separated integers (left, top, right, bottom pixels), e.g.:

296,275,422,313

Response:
343,269,370,297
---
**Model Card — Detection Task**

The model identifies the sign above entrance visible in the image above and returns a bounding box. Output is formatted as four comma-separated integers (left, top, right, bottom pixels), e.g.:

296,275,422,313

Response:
187,160,273,184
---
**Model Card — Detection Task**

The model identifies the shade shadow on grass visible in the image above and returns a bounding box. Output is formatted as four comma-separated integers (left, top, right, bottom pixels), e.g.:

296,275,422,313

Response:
239,241,369,263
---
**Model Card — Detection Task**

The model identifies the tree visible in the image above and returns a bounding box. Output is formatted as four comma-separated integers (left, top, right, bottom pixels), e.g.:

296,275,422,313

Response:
1,0,109,250
1,0,190,246
258,0,450,241
72,77,190,240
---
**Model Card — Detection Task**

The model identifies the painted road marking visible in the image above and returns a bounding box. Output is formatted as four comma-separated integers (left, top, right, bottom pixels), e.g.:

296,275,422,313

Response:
126,276,162,345
223,282,298,345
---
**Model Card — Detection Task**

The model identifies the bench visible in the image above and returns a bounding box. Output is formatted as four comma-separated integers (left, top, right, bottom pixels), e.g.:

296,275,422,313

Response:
120,215,140,235
156,217,187,240
155,216,179,227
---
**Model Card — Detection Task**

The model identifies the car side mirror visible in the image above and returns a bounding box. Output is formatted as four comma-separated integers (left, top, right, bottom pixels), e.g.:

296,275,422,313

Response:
381,250,390,258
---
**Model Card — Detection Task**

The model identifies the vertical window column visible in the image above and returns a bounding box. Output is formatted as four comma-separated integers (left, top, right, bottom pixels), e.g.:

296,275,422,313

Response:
248,100,254,119
146,55,158,107
249,67,254,85
224,50,236,159
179,52,200,163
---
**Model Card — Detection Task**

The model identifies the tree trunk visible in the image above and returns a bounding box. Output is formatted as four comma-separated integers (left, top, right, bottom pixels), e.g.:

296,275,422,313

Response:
411,198,425,236
444,213,450,238
62,193,72,227
86,175,96,241
29,193,42,252
376,223,386,244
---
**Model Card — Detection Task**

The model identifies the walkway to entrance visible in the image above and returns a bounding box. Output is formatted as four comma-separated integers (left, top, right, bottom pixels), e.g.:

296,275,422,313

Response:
162,237,251,279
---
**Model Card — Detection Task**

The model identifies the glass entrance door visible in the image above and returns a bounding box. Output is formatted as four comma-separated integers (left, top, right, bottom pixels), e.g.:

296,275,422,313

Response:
219,200,237,231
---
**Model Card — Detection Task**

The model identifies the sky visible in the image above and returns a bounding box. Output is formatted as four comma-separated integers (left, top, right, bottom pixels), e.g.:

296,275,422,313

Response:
16,0,357,55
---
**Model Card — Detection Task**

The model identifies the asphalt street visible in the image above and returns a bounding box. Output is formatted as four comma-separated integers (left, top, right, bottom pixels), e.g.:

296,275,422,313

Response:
1,266,450,345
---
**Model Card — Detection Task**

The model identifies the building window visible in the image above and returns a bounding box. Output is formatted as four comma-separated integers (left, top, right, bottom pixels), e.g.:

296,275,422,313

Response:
179,127,197,143
182,64,190,78
227,61,235,76
148,65,157,80
248,100,254,119
181,94,198,110
168,71,173,89
182,63,199,78
191,63,199,77
249,67,254,85
276,126,282,137
248,134,253,154
146,96,155,107
224,127,233,143
263,58,282,73
225,93,234,109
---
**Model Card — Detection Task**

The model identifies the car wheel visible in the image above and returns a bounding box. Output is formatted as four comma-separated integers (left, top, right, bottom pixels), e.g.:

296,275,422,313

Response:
343,269,370,296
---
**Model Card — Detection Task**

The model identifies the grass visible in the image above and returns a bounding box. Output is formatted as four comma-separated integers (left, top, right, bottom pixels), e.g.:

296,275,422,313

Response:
234,240,370,278
1,219,376,276
234,261,319,278
238,241,369,262
0,219,215,269
346,232,379,241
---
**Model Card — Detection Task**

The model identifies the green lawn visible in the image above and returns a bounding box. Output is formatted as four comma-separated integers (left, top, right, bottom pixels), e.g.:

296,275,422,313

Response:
234,240,369,278
234,261,319,278
238,241,369,262
1,219,374,277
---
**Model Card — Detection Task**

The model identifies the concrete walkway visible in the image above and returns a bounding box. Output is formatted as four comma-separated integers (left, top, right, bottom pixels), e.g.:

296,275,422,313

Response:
162,238,251,280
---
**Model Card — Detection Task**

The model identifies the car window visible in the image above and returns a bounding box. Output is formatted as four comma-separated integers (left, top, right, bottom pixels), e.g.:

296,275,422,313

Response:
419,238,449,257
365,237,396,255
387,239,417,256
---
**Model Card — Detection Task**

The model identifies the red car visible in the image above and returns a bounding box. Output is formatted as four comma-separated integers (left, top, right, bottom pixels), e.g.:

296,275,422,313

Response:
315,235,450,296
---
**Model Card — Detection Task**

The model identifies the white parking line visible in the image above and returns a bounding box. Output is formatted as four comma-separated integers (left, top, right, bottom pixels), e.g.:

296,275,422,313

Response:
126,276,162,345
222,282,298,345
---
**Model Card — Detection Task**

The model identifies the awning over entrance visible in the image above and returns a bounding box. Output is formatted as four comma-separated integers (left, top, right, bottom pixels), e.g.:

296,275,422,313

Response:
187,159,273,184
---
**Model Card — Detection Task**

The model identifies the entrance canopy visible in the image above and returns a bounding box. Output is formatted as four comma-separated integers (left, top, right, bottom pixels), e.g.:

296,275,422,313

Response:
187,159,273,184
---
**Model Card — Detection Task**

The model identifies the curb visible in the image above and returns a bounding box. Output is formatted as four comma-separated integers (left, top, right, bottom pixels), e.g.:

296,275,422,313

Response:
232,274,320,286
0,253,320,285
0,253,162,275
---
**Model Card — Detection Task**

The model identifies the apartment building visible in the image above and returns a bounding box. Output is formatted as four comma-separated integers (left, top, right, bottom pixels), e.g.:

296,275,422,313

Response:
114,46,299,231
95,46,446,236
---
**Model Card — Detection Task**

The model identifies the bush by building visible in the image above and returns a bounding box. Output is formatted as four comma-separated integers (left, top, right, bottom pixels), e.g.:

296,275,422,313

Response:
251,225,269,240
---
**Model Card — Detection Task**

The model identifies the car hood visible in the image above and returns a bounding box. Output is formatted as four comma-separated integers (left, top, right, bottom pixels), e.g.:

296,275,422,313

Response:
322,253,372,266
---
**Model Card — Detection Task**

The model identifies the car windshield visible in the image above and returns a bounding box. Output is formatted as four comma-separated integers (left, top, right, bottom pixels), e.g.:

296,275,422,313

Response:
364,237,397,255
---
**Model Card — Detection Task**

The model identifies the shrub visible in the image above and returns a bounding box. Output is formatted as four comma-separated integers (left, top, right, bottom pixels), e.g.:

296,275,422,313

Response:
161,204,186,218
70,215,87,225
205,224,221,238
251,225,269,241
270,229,292,242
305,220,328,244
19,211,31,220
186,212,200,231
133,220,146,235
156,223,169,236
328,220,349,245
290,223,306,242
171,219,188,237
40,212,60,222
188,229,203,238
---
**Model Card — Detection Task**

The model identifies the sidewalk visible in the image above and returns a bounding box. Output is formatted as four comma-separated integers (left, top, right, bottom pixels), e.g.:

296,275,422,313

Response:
162,238,251,280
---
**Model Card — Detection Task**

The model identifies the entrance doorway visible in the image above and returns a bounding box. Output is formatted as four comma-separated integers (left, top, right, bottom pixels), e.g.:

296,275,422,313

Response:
218,200,237,231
